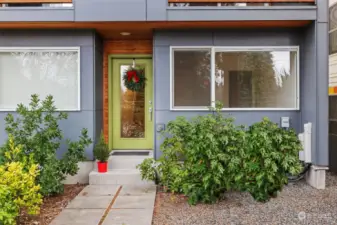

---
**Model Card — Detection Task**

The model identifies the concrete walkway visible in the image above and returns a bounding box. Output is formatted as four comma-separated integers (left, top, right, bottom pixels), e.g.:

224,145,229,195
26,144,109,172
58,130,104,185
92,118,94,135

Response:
50,183,156,225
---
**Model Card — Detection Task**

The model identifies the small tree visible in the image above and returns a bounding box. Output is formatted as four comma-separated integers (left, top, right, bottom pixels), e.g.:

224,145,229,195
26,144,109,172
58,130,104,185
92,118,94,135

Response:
0,94,92,196
93,132,110,163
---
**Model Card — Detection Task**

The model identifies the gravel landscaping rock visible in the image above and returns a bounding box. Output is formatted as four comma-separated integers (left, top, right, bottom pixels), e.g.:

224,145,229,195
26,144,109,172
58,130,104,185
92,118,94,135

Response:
152,172,337,225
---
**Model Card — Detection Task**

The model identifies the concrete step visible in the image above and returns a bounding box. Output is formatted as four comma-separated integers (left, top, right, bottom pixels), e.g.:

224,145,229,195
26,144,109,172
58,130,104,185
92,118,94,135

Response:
89,169,155,185
93,150,153,170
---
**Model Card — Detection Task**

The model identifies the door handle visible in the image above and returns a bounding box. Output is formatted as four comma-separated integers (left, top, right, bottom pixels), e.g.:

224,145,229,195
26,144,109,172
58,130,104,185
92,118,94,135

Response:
149,107,153,121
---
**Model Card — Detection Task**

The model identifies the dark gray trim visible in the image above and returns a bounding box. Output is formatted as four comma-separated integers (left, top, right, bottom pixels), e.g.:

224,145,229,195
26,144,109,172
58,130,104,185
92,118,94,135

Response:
93,31,103,155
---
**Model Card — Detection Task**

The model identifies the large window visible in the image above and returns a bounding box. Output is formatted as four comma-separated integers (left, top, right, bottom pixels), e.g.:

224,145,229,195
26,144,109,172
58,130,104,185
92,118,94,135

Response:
171,47,299,110
0,48,80,111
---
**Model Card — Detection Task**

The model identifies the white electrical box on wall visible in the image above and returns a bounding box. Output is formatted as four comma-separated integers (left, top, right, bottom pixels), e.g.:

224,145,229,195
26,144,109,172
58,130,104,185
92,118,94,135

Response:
298,122,312,163
281,117,290,128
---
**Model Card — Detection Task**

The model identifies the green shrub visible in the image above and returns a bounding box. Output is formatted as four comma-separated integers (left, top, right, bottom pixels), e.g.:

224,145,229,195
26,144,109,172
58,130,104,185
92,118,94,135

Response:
137,103,303,204
139,102,247,204
0,136,42,225
0,94,92,196
236,118,303,201
93,132,111,162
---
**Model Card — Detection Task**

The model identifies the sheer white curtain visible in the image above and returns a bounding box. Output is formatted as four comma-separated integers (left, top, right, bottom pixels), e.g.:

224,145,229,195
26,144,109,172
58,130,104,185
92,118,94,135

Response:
0,49,80,110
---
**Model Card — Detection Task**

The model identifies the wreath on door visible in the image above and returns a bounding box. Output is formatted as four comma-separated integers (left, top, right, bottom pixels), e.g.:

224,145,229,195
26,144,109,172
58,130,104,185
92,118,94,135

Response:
122,66,146,92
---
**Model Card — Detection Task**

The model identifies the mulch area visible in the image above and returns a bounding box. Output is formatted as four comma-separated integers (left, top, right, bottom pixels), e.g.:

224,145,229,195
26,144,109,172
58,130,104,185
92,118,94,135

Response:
18,184,86,225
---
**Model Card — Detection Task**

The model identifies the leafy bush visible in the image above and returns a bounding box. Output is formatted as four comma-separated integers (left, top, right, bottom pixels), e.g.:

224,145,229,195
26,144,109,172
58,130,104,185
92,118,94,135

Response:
0,136,42,225
0,94,92,196
236,118,303,201
93,132,111,162
138,103,303,204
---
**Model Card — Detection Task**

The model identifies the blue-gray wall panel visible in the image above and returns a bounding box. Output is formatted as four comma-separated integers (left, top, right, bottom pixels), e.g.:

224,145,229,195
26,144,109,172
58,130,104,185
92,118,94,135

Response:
58,111,95,159
317,0,328,23
153,29,303,159
153,46,170,111
146,0,167,21
0,30,97,159
316,22,329,166
0,8,73,22
167,7,316,21
214,29,300,46
80,46,95,111
300,23,317,164
154,30,213,46
74,0,146,21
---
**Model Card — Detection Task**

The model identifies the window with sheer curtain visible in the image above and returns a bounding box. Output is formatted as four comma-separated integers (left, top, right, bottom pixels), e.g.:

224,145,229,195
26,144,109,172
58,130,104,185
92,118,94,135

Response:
0,48,80,111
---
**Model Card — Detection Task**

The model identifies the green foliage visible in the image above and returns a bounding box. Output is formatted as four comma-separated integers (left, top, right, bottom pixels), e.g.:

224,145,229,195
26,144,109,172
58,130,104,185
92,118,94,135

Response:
0,94,92,196
138,102,303,204
93,132,111,162
236,118,303,201
136,158,158,182
0,136,42,225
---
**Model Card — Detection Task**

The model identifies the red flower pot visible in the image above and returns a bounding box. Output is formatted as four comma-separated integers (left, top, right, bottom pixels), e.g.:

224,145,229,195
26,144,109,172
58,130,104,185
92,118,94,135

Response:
97,161,108,173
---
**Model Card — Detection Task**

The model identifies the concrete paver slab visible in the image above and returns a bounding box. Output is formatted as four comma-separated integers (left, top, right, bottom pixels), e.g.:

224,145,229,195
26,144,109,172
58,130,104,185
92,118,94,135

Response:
102,209,153,225
112,195,155,209
66,196,114,209
119,184,156,196
79,184,120,196
49,209,105,225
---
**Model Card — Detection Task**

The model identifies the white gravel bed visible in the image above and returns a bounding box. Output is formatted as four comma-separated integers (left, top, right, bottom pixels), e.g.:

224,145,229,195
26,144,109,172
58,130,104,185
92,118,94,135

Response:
152,172,337,225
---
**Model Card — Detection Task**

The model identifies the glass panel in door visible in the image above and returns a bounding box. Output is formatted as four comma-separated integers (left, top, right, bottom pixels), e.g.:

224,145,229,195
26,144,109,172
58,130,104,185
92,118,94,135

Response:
120,65,145,138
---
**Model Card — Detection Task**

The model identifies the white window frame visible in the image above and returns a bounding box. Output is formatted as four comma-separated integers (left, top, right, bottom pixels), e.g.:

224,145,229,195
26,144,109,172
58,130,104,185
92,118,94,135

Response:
0,47,81,111
170,46,300,111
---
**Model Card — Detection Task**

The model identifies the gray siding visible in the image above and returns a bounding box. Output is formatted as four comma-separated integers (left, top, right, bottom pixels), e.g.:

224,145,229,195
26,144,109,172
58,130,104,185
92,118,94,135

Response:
74,0,146,21
0,1,319,22
0,30,97,159
316,0,329,166
153,28,328,166
146,0,167,21
0,7,74,22
166,7,316,21
300,23,318,164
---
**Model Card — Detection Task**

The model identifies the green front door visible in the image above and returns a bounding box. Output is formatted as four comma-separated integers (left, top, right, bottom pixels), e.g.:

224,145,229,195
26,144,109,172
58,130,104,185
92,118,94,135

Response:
109,57,153,149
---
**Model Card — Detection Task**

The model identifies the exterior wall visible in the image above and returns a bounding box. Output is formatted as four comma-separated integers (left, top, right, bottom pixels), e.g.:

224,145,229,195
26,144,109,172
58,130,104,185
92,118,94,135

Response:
0,29,99,159
0,0,317,22
153,28,329,166
102,40,152,143
74,0,147,21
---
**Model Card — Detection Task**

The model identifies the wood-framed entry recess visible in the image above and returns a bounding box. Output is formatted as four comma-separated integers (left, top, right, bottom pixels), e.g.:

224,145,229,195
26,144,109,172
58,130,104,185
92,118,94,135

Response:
102,40,153,150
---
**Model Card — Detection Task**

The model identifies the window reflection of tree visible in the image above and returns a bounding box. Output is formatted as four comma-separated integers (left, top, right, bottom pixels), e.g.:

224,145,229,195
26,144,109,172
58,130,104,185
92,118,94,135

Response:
174,50,211,107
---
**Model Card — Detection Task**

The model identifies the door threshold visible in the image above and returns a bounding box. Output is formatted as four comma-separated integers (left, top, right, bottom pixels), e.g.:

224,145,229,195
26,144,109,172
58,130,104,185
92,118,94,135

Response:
110,149,152,156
